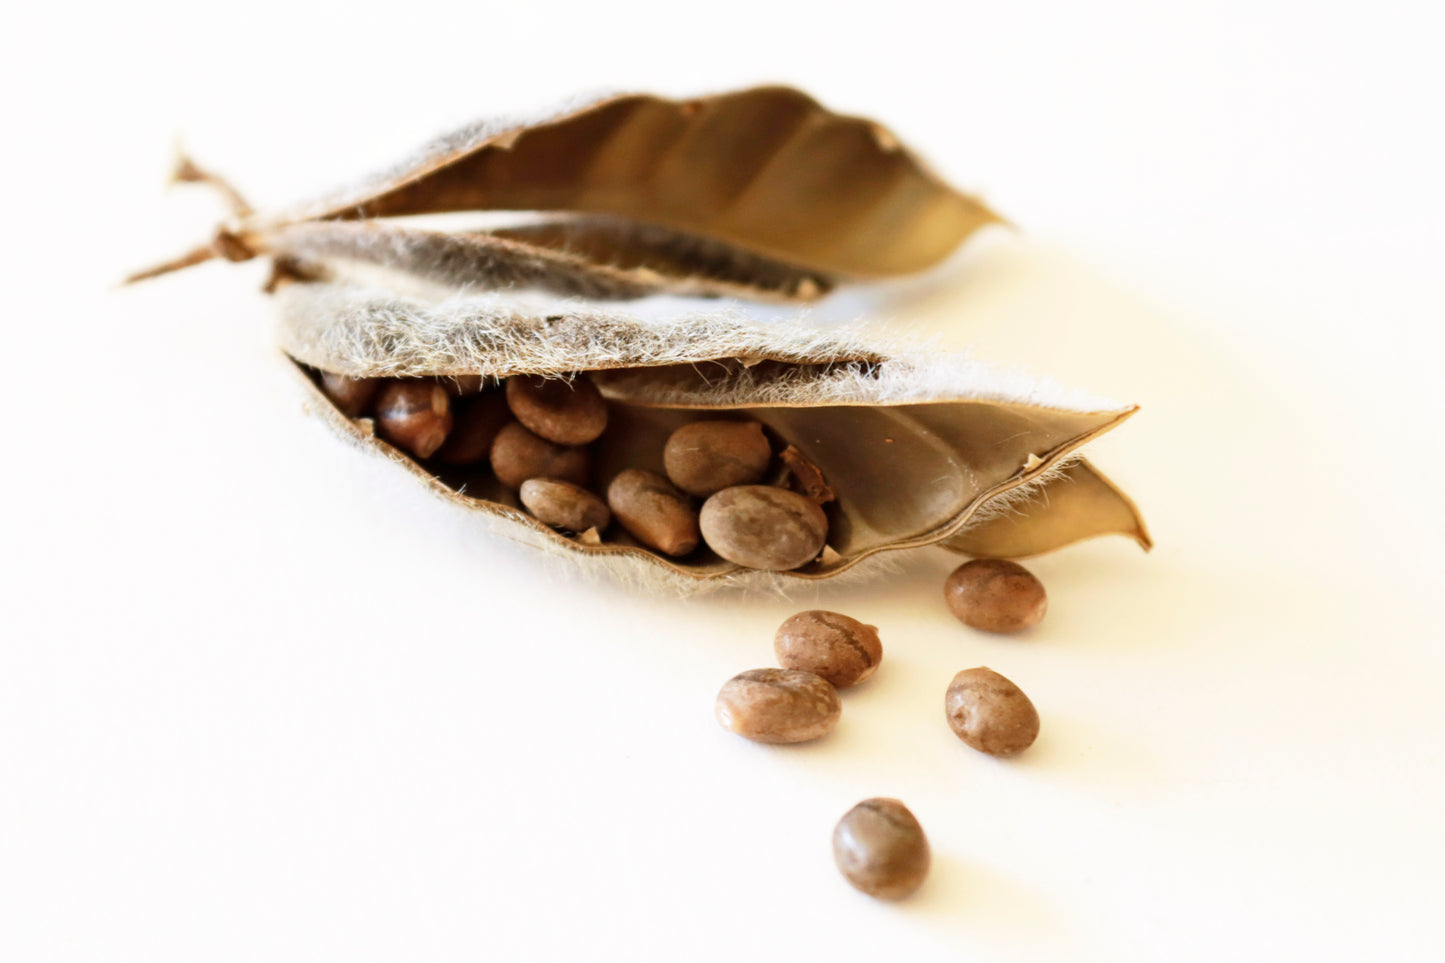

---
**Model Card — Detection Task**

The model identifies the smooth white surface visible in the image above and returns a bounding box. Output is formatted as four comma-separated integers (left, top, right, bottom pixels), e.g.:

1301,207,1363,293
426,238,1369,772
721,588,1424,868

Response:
4,2,1443,960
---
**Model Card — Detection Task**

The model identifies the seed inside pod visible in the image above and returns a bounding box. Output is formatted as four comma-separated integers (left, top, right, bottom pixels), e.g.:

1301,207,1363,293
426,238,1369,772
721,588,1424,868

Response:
606,469,699,557
663,420,773,497
520,479,611,534
505,374,609,445
832,798,930,900
944,667,1040,756
436,390,512,465
437,373,485,397
319,372,382,418
489,421,590,490
774,611,882,688
944,558,1048,633
699,485,828,571
714,668,841,744
374,381,453,459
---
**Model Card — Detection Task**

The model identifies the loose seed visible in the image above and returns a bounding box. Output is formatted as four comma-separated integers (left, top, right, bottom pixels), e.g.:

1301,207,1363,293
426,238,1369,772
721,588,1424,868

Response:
489,421,590,490
606,469,699,557
832,798,930,900
319,372,381,418
714,668,840,744
663,420,772,497
374,381,453,459
520,479,611,533
436,390,512,465
699,485,828,571
505,374,609,445
944,558,1047,633
944,667,1039,756
774,611,882,688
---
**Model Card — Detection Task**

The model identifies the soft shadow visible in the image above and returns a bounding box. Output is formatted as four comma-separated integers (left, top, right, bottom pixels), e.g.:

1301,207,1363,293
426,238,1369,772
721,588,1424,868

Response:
902,854,1084,956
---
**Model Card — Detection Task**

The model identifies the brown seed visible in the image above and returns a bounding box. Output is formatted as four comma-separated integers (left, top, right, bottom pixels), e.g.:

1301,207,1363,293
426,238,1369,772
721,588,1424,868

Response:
832,798,931,900
944,667,1040,756
374,381,453,459
699,485,828,571
663,420,773,497
505,374,609,445
319,372,382,418
944,559,1048,633
437,373,485,396
436,390,512,465
606,469,699,557
519,479,611,534
489,421,590,490
774,611,882,688
714,668,841,744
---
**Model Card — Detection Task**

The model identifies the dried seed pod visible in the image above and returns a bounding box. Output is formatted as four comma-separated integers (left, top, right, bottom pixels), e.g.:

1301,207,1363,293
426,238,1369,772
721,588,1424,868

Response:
374,381,452,459
832,798,930,900
506,375,608,445
489,422,590,490
606,470,699,557
715,668,841,744
774,611,882,688
944,667,1039,756
663,420,772,497
699,486,828,571
436,389,511,465
944,559,1048,633
319,372,381,417
519,479,610,534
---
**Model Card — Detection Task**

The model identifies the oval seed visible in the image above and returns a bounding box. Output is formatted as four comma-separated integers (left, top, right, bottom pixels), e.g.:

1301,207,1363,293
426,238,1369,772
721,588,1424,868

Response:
944,667,1040,756
489,421,590,490
319,372,381,418
699,485,828,571
505,374,609,445
606,469,699,557
774,611,882,688
714,668,841,744
520,479,611,534
832,798,931,900
374,381,453,459
663,420,773,497
436,390,512,465
943,558,1047,633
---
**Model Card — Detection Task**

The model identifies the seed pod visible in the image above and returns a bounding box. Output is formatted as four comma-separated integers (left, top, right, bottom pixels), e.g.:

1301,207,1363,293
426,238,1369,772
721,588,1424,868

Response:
489,422,590,490
519,479,611,534
663,420,773,497
606,469,699,557
506,375,609,445
774,611,882,688
715,668,841,744
944,559,1048,633
832,798,930,900
944,667,1040,756
374,381,452,459
436,389,511,465
699,486,828,571
319,372,381,417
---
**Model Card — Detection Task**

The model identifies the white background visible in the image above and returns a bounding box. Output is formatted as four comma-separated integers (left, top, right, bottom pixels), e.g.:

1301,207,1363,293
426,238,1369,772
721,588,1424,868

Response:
3,2,1443,960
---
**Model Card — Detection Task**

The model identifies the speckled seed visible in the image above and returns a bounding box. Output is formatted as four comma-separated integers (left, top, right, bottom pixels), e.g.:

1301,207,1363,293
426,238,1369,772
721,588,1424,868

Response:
374,381,453,459
436,390,512,465
833,798,931,900
944,667,1040,756
505,374,609,445
489,421,590,490
774,611,882,688
944,559,1048,633
319,372,381,418
663,420,773,497
519,479,611,533
606,469,699,557
699,485,828,571
714,668,841,744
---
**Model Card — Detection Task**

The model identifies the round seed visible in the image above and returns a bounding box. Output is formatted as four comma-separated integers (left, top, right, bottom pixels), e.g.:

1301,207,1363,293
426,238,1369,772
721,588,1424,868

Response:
505,374,609,445
319,372,381,418
606,469,699,557
374,381,453,459
944,667,1040,756
944,558,1048,633
774,611,882,688
520,479,611,534
489,421,590,490
714,668,841,744
832,798,930,900
436,390,512,465
663,420,773,497
699,485,828,571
